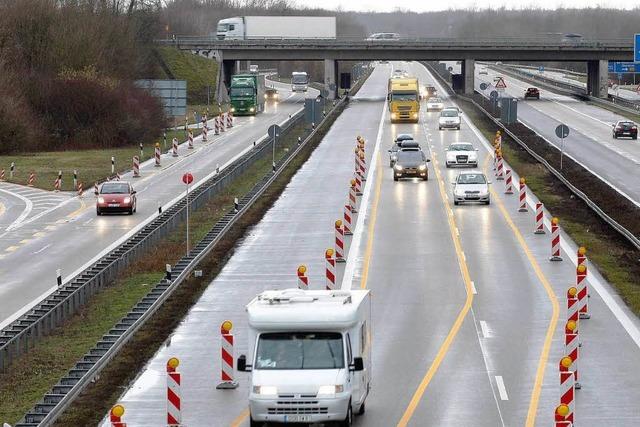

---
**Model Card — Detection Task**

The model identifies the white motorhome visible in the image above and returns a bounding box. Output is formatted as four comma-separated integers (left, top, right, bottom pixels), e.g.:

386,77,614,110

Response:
216,16,337,41
291,71,309,92
238,289,371,426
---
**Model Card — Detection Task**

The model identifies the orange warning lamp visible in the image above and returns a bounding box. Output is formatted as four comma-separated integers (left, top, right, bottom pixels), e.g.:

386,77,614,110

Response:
519,177,526,184
566,320,577,332
221,320,233,334
111,404,125,418
556,404,570,417
577,264,586,274
167,357,180,370
561,356,573,369
325,248,334,258
551,217,559,226
297,265,307,275
350,178,356,186
335,219,343,228
568,286,578,297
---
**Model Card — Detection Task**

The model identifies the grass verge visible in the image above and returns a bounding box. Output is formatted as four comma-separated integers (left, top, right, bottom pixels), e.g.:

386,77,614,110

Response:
156,47,218,106
457,96,640,316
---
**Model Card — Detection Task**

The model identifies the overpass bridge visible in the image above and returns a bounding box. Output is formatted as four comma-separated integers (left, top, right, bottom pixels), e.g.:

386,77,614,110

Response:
159,37,634,99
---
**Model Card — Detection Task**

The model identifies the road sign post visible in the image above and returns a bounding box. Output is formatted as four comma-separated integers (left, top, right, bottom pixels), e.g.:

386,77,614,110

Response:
182,172,194,255
268,124,281,173
555,124,570,171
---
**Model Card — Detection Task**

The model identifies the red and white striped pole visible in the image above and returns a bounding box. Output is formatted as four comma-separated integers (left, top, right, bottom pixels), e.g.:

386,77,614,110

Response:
504,168,514,194
155,143,161,167
354,146,360,176
94,182,99,196
325,248,336,290
565,320,581,389
220,113,226,132
227,111,233,128
214,116,220,135
28,172,35,187
77,182,83,197
555,405,572,427
54,178,61,192
172,138,179,157
354,173,363,196
550,217,563,261
110,404,127,427
0,169,4,181
576,247,590,319
343,204,353,236
518,177,528,212
133,156,140,178
166,357,182,426
349,179,358,213
534,202,545,234
297,265,308,290
203,124,208,142
567,286,579,324
335,219,345,263
359,151,367,181
558,356,575,425
188,131,194,149
496,154,504,180
217,320,238,389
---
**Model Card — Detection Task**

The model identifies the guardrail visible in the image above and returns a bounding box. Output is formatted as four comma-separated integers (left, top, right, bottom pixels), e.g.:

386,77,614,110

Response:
14,94,348,427
0,112,304,373
424,61,640,250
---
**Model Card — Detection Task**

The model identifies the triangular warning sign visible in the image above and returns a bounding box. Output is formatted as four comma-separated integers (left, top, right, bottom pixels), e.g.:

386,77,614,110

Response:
495,77,507,89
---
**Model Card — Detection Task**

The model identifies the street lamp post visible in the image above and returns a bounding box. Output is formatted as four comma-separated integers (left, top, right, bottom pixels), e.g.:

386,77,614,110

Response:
182,172,194,255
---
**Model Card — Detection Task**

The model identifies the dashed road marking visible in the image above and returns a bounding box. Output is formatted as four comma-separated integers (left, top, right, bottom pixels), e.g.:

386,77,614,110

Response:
495,376,509,401
480,320,491,338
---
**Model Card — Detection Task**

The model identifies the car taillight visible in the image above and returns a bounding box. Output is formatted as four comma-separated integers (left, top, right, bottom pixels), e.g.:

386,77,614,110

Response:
615,127,622,131
632,126,637,130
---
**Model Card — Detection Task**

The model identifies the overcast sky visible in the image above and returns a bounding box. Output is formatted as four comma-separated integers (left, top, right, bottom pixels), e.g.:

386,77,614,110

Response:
294,0,639,12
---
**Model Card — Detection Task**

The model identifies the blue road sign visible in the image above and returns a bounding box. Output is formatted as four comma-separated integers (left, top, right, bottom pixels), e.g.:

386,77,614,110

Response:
608,62,614,72
608,62,637,73
538,65,544,72
635,33,640,62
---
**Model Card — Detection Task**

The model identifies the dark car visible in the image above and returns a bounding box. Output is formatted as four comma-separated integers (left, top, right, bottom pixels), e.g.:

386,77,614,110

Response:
388,134,415,167
424,85,437,99
265,87,279,101
524,87,540,99
96,181,137,215
393,150,430,181
612,120,638,139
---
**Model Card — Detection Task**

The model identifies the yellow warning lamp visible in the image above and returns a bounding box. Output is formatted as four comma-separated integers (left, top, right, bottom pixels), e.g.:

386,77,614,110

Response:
167,357,180,370
155,142,160,148
561,356,573,369
111,404,125,418
354,146,360,153
297,265,307,275
221,320,233,334
551,217,559,226
350,178,356,186
335,219,343,228
568,286,578,297
578,246,586,255
519,177,526,184
577,264,586,274
325,248,334,258
555,404,570,417
566,320,577,332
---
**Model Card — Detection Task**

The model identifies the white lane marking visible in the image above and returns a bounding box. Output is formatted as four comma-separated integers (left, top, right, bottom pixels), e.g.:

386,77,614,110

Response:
342,69,389,289
32,243,51,255
0,188,33,234
480,320,491,338
453,70,640,350
471,280,477,294
83,218,94,225
495,376,509,400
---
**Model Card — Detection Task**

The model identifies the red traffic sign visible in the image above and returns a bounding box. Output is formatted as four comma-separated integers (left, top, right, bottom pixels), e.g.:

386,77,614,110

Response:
182,172,194,185
495,77,507,89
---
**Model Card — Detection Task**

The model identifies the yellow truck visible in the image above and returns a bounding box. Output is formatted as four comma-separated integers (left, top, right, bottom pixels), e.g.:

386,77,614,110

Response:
388,77,420,123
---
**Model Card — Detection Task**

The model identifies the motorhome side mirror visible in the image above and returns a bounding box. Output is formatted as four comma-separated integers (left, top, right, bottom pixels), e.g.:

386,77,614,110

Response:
351,357,364,372
237,354,251,372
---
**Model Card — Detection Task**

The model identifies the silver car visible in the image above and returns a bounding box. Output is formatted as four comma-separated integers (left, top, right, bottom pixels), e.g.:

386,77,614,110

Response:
452,171,491,205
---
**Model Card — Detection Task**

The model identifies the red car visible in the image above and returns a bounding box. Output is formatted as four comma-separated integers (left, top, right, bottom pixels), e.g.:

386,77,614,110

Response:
524,87,540,99
95,181,137,215
612,121,638,140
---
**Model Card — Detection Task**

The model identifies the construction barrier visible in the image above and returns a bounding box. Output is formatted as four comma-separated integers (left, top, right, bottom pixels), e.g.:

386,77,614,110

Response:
220,113,226,132
214,116,220,135
343,204,353,235
567,286,580,324
227,111,233,128
565,320,581,389
335,219,345,263
172,138,179,157
202,125,208,143
518,178,528,212
534,202,545,234
504,168,514,194
155,143,161,167
77,182,83,197
54,178,61,192
110,404,127,427
0,169,4,181
359,151,367,182
496,152,504,180
354,173,363,196
217,320,238,389
577,247,590,319
555,405,572,427
297,265,308,290
28,172,35,187
133,156,140,178
550,217,563,261
325,248,336,290
349,179,358,213
354,147,360,177
167,357,182,426
558,357,575,424
188,131,194,149
94,182,99,195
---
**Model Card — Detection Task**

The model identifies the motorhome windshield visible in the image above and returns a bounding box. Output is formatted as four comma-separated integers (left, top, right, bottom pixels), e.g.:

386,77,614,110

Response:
230,87,254,97
391,91,418,102
255,332,344,370
292,75,308,84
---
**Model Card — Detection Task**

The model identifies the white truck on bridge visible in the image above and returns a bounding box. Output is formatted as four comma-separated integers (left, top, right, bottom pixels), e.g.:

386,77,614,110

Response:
237,288,371,426
215,16,336,41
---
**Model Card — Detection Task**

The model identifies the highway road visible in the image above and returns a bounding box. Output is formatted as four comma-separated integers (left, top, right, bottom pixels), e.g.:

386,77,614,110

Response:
475,63,640,206
99,62,640,426
0,80,315,328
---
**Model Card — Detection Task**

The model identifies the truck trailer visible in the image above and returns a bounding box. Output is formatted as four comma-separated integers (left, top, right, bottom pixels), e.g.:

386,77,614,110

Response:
229,74,265,115
388,77,420,123
216,16,337,40
238,288,371,426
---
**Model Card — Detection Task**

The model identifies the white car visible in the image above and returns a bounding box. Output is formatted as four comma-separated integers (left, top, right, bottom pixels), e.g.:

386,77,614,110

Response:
479,69,488,75
426,97,444,111
439,108,461,130
445,142,479,167
452,171,491,205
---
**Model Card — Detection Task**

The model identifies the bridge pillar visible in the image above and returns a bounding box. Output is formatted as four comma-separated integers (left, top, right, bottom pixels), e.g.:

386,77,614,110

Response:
222,60,237,92
462,59,475,95
587,60,608,99
324,59,338,100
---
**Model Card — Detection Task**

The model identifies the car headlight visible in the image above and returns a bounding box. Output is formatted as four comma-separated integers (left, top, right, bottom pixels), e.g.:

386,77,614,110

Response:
123,197,131,204
418,164,427,171
394,164,403,171
391,154,397,160
250,107,255,112
264,94,268,99
253,386,278,396
454,188,464,196
317,385,344,397
97,197,105,204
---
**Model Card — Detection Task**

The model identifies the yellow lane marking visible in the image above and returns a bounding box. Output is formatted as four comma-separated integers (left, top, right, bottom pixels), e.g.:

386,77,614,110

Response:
397,153,475,426
483,162,559,427
66,198,87,218
33,232,46,238
5,246,19,252
360,151,384,289
19,239,30,244
229,408,250,427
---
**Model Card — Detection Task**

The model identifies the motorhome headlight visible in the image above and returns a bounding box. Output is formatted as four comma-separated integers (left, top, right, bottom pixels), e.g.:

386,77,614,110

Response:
317,385,344,396
250,107,255,112
253,386,278,396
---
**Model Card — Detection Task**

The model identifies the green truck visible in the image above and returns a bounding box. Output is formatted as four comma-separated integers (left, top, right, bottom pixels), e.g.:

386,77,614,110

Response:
229,74,266,115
